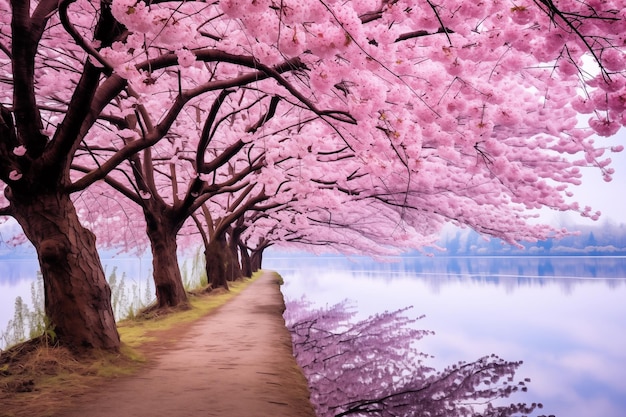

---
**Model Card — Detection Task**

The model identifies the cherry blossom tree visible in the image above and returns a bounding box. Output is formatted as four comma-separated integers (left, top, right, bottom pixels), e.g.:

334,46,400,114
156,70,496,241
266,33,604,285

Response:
193,196,266,290
243,235,273,274
0,0,339,348
73,88,277,307
1,0,624,351
0,1,127,350
285,299,547,417
190,148,441,288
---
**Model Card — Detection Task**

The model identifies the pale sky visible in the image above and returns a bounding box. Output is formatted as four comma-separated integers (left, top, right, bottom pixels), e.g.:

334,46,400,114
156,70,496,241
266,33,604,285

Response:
545,129,626,226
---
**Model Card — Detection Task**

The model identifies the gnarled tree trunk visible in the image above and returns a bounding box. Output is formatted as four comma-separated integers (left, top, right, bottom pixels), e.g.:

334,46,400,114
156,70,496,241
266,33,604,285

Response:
9,190,120,351
144,212,188,308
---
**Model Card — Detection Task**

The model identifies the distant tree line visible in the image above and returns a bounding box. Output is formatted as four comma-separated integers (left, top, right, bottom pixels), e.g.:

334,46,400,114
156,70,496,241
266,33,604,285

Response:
439,222,626,256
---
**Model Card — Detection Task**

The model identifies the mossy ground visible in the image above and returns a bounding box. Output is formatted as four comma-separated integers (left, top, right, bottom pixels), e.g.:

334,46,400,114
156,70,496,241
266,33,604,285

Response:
0,275,258,417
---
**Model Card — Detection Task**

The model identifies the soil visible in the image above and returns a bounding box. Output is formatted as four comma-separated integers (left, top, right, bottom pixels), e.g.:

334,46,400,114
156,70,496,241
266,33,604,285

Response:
1,271,316,417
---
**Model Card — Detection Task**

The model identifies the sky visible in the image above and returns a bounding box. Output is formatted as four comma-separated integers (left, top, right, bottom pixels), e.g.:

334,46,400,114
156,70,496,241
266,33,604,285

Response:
548,129,626,225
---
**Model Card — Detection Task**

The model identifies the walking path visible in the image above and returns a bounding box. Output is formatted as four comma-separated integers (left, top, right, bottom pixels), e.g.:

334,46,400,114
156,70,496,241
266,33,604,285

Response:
59,272,316,417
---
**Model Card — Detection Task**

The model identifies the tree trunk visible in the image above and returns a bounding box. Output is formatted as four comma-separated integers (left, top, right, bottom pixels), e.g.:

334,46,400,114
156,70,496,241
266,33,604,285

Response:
250,247,264,272
144,213,188,308
205,234,230,290
9,191,120,351
239,243,252,278
226,233,243,281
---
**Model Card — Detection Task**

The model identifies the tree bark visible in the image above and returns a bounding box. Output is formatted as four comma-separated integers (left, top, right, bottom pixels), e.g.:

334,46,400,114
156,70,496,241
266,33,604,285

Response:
239,243,252,278
144,212,188,308
205,234,230,290
226,232,243,281
250,247,264,272
9,190,120,351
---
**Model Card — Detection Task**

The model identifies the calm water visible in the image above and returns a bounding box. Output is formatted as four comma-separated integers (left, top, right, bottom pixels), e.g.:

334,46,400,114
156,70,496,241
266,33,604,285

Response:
267,255,626,417
2,255,625,416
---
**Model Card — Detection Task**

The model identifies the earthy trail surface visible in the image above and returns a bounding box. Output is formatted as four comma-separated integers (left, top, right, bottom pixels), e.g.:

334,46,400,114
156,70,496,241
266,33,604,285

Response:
58,272,316,417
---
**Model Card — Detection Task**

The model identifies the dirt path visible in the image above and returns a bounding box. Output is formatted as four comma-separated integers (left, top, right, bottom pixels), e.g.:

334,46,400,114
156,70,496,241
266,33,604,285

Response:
58,272,316,417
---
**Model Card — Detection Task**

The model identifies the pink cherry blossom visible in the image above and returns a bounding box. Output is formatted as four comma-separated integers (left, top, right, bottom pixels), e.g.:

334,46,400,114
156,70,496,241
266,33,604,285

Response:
12,146,26,157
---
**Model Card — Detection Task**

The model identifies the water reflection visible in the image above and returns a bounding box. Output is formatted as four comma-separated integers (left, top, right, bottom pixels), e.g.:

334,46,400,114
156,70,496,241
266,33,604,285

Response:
268,255,626,294
272,256,626,417
285,299,547,417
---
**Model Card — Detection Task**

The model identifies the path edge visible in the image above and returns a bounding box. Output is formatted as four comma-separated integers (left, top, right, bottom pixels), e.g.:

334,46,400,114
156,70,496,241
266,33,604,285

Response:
263,269,317,417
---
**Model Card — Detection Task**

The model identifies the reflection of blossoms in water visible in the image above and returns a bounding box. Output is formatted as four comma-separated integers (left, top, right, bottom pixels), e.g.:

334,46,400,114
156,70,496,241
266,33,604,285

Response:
285,299,548,417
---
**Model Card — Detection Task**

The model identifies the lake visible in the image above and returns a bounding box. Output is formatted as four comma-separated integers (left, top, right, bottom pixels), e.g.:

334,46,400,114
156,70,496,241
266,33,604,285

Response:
266,255,626,417
1,255,625,417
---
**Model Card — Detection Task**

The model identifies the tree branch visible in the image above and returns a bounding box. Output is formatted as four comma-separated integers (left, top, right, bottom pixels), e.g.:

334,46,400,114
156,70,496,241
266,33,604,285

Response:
10,0,48,157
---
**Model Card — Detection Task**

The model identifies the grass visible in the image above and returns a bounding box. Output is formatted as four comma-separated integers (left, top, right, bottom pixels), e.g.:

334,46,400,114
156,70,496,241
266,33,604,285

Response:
0,273,260,417
118,275,254,349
